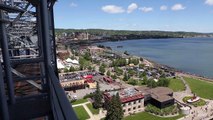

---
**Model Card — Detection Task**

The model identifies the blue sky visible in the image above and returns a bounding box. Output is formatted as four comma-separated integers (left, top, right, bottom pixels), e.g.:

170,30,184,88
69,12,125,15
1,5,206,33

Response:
54,0,213,33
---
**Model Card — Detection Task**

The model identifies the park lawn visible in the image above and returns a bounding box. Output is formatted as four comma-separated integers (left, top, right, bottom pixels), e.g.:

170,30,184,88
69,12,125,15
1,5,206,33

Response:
124,112,184,120
86,103,99,115
71,99,88,105
184,77,213,99
73,106,90,120
168,78,185,92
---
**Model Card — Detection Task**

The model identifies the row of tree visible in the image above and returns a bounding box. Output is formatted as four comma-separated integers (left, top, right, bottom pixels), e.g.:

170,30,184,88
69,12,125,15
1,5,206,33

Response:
56,29,212,38
147,77,170,88
111,58,140,67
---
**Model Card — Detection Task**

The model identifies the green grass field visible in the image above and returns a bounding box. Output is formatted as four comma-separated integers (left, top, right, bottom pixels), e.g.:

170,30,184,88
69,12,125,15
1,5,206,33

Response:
184,77,213,99
124,112,184,120
86,103,99,115
73,106,90,120
168,78,185,92
71,99,88,105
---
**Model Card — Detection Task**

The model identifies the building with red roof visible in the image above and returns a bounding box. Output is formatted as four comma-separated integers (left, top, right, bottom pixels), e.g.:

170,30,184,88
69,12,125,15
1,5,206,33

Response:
103,88,145,116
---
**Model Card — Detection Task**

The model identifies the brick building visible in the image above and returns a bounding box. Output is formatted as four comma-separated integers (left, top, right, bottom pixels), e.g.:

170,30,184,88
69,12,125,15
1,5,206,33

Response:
103,88,145,116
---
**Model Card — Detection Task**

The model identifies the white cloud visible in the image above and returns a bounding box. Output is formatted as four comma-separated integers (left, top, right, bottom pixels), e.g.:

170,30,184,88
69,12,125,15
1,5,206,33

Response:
127,3,138,13
139,7,153,13
160,5,168,11
70,2,77,7
171,4,185,11
205,0,213,5
102,5,125,14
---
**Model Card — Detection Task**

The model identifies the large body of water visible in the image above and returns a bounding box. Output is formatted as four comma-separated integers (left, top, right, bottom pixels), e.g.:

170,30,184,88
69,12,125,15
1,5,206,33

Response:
97,38,213,78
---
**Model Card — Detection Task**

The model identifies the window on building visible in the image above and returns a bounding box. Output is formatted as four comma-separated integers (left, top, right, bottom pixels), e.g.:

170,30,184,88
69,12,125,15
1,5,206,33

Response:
134,101,136,104
123,109,126,112
128,102,131,105
123,103,126,107
138,105,141,108
133,107,136,110
138,100,141,103
128,108,131,111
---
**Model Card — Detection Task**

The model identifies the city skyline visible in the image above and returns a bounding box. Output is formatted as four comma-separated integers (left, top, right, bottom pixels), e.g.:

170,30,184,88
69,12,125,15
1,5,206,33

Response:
54,0,213,33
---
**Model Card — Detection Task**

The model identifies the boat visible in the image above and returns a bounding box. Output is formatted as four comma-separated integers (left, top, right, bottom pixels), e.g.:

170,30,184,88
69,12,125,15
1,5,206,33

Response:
117,45,123,48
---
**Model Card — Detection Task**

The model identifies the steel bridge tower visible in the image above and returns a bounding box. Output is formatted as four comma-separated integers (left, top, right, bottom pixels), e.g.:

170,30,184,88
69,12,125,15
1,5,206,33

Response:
0,0,77,119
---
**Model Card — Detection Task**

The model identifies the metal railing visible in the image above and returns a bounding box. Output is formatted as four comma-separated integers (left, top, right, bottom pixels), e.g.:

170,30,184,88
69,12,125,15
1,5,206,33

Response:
48,65,78,120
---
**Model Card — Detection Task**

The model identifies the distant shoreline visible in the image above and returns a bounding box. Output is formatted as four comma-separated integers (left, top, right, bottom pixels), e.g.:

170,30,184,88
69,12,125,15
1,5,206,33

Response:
64,37,213,45
140,57,213,82
65,38,213,83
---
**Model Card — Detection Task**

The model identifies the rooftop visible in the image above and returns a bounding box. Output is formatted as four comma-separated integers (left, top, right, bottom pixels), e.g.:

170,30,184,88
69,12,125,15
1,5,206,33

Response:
136,86,174,102
148,87,173,96
104,88,144,103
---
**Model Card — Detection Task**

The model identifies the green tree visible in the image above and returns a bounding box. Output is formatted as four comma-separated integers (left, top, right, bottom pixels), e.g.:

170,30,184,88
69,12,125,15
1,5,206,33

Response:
147,79,158,88
69,66,75,72
129,58,139,65
99,65,105,74
127,78,137,85
158,77,170,87
79,57,90,70
139,64,145,69
111,74,117,79
115,93,123,119
93,82,102,109
83,52,92,61
79,65,83,70
112,58,127,67
105,93,123,120
128,69,136,76
88,66,92,71
143,76,148,85
139,71,146,78
123,72,129,81
114,67,123,76
107,70,111,76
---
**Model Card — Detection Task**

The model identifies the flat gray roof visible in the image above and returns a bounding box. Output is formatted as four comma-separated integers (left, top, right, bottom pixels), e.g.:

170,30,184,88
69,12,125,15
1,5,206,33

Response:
136,86,174,102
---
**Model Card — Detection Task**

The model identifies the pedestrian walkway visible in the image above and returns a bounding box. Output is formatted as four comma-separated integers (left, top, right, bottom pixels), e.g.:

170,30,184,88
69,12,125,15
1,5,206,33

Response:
72,101,90,107
180,76,192,94
72,101,106,120
175,76,213,120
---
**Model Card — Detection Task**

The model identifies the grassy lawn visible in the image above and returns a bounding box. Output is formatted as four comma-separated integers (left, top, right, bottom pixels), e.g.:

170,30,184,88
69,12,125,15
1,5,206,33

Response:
184,77,213,99
71,99,88,105
73,106,90,120
86,103,99,115
124,112,184,120
168,78,185,92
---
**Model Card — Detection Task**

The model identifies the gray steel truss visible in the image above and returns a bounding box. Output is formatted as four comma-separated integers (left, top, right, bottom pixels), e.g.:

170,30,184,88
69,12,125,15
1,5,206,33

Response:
0,0,77,119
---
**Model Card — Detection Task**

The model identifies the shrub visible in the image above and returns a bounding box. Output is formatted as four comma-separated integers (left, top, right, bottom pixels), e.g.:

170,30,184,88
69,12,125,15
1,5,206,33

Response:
145,104,179,116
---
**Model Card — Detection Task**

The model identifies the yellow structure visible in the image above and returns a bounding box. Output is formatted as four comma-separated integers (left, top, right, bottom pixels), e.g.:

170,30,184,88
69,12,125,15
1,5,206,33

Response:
87,82,97,89
60,79,85,88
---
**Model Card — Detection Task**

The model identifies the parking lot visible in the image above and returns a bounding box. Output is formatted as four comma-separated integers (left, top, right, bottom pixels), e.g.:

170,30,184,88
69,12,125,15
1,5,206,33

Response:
66,75,122,99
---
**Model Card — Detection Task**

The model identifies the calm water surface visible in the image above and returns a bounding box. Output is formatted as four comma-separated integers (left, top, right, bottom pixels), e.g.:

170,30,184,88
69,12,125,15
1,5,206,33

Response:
97,38,213,78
